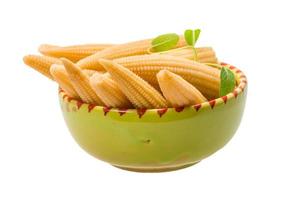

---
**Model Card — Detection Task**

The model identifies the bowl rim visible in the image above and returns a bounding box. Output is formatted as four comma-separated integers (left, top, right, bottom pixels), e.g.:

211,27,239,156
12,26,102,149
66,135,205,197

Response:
59,62,247,117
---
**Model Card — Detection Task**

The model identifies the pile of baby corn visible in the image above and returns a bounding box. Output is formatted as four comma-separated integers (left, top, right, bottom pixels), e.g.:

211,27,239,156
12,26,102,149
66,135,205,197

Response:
23,34,221,109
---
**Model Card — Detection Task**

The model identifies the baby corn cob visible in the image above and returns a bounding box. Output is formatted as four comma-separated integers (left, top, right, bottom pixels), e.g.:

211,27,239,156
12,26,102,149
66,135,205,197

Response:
157,70,207,107
90,73,132,108
113,54,220,99
23,55,62,80
61,58,104,105
83,69,102,77
157,47,218,63
98,59,168,108
39,44,113,62
78,36,186,70
50,64,79,98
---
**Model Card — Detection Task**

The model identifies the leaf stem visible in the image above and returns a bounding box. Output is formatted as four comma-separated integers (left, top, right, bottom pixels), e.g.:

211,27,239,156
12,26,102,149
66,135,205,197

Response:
192,46,197,61
147,45,190,54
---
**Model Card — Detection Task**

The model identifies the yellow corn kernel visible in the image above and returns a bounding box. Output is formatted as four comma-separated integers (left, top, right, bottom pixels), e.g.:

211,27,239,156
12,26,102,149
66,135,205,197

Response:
23,55,62,80
39,44,113,62
78,36,186,70
158,47,218,63
113,54,220,99
98,59,168,108
157,70,207,107
50,64,79,98
61,58,104,105
90,73,132,108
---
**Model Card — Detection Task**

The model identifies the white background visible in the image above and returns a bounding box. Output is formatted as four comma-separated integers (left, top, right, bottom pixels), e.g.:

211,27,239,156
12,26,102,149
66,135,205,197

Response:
0,0,299,199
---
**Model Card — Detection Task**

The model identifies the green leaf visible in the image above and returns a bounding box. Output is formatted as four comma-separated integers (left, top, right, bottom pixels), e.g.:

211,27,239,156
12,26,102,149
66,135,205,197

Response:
220,67,236,96
151,33,179,52
184,29,201,46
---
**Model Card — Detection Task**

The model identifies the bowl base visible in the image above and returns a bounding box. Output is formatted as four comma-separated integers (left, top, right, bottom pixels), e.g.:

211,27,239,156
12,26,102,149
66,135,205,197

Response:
112,161,199,173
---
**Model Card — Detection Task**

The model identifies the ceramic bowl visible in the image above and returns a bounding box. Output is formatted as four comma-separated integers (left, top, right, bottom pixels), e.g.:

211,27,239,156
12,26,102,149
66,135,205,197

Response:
59,63,247,172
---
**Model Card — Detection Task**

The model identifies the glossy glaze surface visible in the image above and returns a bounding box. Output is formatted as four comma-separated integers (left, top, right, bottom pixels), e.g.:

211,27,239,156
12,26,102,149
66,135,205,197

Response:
59,63,247,172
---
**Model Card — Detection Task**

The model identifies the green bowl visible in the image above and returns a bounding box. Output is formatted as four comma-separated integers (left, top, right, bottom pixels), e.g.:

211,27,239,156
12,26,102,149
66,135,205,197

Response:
59,63,247,172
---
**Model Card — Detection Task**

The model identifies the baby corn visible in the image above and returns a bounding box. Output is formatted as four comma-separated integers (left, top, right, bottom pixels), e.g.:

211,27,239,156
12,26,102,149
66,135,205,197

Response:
98,59,168,108
23,55,62,80
157,70,207,107
39,44,113,62
90,73,132,108
157,47,218,63
50,64,79,98
113,54,220,99
83,69,102,77
78,36,186,70
61,58,104,105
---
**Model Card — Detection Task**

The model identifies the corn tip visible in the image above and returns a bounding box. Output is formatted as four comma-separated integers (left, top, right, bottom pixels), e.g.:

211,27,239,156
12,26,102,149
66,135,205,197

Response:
60,57,75,70
38,44,53,52
49,63,62,75
157,69,172,79
23,54,35,64
98,58,113,69
90,72,105,83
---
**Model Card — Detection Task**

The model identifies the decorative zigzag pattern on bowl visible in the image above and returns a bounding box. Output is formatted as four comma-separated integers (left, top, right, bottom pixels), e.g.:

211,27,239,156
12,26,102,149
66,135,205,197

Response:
59,62,247,118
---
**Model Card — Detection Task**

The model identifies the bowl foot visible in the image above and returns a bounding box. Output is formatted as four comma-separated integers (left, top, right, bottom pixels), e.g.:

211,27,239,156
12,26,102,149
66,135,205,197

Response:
112,161,200,173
